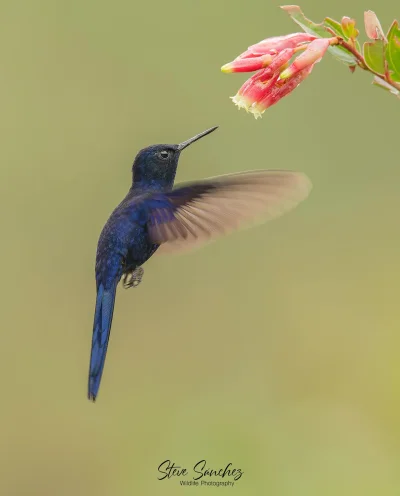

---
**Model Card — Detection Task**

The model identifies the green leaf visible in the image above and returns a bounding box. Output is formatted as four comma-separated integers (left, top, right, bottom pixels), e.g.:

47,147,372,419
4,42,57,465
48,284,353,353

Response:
281,5,331,37
363,40,385,74
281,5,358,65
324,17,345,37
386,20,400,82
372,76,400,98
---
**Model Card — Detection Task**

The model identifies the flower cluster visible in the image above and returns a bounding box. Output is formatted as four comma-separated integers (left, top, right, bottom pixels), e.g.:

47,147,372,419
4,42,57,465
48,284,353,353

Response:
221,33,332,118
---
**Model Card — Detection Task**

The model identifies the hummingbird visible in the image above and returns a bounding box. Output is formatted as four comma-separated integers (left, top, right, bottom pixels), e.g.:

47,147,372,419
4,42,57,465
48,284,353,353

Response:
88,126,312,401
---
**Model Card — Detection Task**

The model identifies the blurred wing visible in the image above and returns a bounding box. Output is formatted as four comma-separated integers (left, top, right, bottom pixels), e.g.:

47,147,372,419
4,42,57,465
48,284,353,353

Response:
147,170,312,254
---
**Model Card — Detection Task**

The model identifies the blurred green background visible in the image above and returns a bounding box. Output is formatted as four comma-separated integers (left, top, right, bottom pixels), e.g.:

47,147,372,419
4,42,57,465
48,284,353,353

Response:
1,0,400,494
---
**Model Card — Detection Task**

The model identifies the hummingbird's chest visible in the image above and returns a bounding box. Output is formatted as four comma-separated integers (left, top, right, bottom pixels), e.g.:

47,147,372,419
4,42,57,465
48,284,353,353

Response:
96,205,156,274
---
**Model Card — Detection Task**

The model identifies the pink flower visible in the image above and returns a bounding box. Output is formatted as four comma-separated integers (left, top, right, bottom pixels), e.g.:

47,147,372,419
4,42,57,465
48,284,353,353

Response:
231,65,313,119
222,32,316,73
222,33,333,118
279,38,330,80
239,33,317,58
221,53,275,73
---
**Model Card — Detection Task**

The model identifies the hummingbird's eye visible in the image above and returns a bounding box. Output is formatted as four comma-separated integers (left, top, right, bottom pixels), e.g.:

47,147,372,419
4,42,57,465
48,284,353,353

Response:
159,150,170,160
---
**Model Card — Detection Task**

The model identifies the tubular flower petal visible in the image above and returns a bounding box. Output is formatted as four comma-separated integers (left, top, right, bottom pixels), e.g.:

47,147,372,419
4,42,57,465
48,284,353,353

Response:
279,38,330,80
231,71,281,118
222,32,317,73
260,48,295,78
221,54,274,73
245,33,317,57
231,63,315,119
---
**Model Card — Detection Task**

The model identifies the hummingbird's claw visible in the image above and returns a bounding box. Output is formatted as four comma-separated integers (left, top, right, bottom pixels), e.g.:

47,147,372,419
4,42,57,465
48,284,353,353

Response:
123,266,144,289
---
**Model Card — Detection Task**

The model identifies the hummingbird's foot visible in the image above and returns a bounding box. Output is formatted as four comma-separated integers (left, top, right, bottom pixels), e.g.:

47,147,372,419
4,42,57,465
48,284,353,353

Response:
123,267,144,289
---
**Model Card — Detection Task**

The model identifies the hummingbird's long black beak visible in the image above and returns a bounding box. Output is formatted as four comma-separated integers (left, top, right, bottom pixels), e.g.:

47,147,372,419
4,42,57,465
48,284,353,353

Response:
177,126,218,151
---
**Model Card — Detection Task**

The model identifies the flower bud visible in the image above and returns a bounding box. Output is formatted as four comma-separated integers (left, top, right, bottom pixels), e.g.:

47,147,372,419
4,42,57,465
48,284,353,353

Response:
221,54,274,73
279,38,330,80
364,10,385,40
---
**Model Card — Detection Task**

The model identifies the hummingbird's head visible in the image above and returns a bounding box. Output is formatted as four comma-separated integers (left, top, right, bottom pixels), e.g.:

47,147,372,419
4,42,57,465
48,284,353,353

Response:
132,126,218,191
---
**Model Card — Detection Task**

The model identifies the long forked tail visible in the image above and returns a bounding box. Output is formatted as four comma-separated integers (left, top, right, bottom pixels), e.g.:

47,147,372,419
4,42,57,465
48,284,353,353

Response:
88,281,118,402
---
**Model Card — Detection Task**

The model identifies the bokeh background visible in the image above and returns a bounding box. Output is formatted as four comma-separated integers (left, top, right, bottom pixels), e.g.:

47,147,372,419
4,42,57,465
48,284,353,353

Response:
1,0,400,494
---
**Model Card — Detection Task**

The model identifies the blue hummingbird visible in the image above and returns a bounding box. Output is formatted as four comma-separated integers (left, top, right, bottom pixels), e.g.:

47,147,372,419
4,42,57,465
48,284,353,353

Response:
88,126,312,401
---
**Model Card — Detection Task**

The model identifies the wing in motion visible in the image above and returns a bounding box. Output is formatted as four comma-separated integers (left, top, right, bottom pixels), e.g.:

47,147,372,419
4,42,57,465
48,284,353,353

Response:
147,170,312,254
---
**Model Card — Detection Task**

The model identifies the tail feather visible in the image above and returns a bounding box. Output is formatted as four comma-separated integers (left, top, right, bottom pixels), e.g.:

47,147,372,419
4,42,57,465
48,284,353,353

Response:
88,281,118,402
